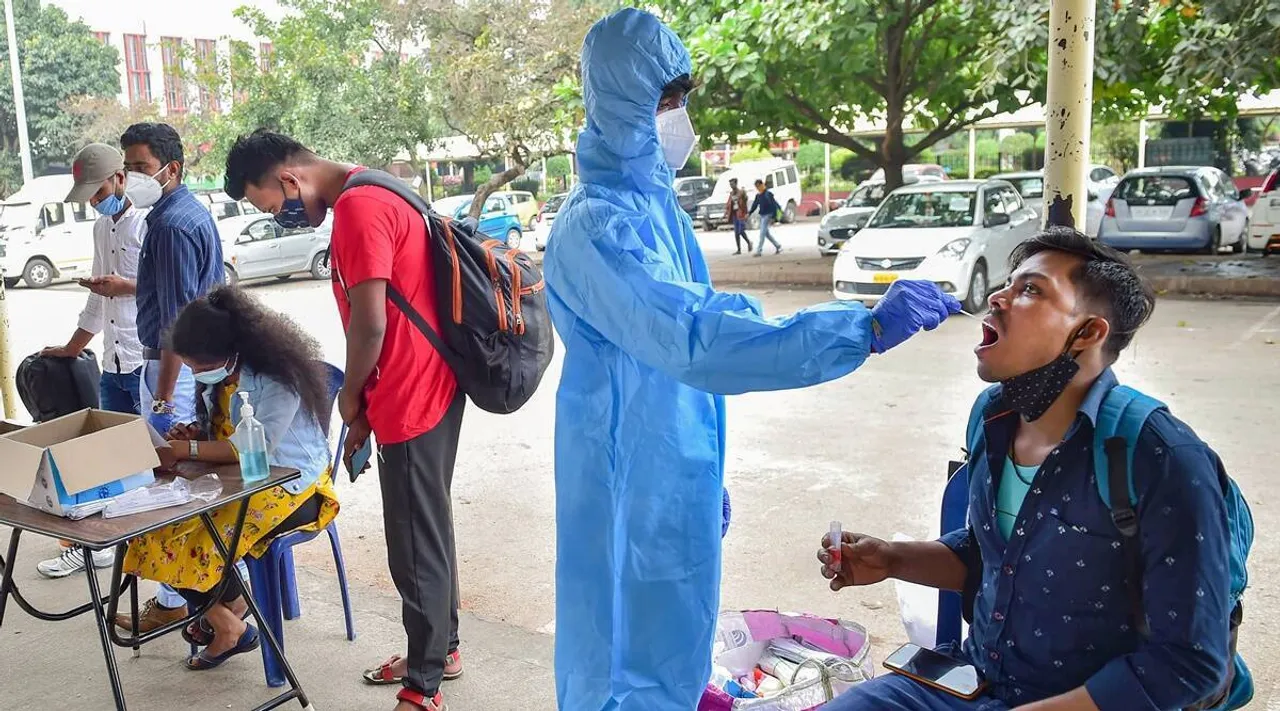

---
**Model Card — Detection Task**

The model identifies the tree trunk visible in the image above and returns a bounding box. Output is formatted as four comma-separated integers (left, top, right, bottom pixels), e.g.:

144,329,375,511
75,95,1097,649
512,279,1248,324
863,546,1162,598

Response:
468,164,527,220
881,115,908,191
462,162,475,192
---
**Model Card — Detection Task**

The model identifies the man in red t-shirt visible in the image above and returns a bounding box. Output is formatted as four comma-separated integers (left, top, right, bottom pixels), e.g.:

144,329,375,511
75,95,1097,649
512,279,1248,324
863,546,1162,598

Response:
225,130,462,711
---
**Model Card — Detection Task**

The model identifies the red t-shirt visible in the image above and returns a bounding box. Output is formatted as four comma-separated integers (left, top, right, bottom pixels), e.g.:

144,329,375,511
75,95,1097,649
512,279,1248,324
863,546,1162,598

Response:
330,169,457,444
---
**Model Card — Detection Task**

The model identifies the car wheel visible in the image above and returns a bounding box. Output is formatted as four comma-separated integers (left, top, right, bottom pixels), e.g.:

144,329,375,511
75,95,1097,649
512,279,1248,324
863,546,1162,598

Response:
224,265,239,287
1201,228,1222,255
783,202,797,224
1234,224,1249,254
506,228,522,249
2,277,18,289
22,258,53,289
310,250,332,280
702,220,714,231
963,262,988,314
527,216,537,231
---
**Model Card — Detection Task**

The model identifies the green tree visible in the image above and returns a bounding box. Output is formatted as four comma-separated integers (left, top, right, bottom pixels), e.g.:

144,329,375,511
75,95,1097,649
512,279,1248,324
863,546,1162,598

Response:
183,0,442,187
659,0,1043,190
730,146,772,164
398,0,602,218
795,141,826,173
0,0,118,193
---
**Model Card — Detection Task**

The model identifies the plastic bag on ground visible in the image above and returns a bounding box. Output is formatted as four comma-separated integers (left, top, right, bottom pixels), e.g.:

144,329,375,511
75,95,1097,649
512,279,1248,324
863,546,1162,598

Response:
892,533,938,649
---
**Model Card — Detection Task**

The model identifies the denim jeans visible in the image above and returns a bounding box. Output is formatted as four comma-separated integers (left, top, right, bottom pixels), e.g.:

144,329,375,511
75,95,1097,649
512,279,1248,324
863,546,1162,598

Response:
755,215,782,255
824,672,1009,711
99,368,143,415
138,359,196,435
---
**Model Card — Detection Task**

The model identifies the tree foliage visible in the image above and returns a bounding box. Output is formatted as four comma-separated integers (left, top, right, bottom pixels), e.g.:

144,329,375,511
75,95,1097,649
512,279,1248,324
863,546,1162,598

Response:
396,0,601,217
658,0,1043,189
0,0,118,194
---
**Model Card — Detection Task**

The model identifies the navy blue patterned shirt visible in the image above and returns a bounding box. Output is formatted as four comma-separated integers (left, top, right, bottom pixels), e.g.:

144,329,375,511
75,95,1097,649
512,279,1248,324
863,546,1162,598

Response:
941,369,1232,710
135,185,224,350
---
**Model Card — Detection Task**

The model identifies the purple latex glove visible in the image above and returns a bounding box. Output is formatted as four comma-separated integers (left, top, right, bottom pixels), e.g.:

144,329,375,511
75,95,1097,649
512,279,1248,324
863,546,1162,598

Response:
869,280,962,353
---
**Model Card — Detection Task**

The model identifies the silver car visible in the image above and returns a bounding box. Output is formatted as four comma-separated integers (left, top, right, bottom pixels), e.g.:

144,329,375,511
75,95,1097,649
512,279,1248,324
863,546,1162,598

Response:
1099,167,1253,254
221,214,333,286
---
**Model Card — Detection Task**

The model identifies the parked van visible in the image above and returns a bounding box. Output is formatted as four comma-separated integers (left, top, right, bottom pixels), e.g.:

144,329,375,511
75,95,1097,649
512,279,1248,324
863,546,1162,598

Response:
0,175,98,289
695,159,802,230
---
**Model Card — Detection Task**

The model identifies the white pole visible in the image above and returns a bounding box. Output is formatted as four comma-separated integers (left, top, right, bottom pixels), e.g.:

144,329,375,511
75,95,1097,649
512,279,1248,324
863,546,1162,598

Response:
724,142,731,170
1137,119,1148,169
541,156,548,194
823,142,831,214
967,128,977,180
424,161,433,201
1042,0,1096,230
4,0,33,183
569,152,576,187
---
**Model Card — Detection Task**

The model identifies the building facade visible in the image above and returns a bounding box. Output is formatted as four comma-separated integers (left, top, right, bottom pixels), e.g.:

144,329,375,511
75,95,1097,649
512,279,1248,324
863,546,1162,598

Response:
49,0,282,116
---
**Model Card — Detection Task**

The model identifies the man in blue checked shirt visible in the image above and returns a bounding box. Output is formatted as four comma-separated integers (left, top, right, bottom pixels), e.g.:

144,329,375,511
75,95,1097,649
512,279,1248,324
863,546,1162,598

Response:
86,122,225,633
819,228,1234,711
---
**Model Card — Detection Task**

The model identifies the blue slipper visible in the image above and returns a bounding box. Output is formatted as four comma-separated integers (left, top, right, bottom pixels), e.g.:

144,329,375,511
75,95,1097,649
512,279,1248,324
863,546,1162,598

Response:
185,625,261,670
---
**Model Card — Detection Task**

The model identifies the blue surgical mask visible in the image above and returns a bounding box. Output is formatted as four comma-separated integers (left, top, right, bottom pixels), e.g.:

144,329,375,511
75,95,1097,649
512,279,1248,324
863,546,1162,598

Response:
94,193,125,217
194,356,237,385
276,182,311,229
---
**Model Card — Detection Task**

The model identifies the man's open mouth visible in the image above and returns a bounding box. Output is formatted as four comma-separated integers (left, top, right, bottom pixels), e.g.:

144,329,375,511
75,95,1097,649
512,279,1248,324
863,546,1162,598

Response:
978,319,1001,350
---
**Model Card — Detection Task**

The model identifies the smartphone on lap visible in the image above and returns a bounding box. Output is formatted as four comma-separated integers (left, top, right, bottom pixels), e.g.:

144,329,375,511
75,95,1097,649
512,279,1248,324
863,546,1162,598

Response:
883,643,987,701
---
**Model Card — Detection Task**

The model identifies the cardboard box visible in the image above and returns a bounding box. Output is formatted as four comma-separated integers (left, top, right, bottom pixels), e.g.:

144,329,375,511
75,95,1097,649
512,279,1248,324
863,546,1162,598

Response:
0,409,159,517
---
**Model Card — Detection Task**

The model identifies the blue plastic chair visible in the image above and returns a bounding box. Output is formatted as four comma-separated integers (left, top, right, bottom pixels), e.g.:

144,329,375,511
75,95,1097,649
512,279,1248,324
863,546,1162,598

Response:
244,362,356,687
936,460,968,648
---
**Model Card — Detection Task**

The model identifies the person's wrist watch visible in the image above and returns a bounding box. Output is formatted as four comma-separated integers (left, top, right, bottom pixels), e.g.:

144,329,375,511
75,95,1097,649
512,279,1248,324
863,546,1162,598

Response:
188,440,199,460
151,399,175,415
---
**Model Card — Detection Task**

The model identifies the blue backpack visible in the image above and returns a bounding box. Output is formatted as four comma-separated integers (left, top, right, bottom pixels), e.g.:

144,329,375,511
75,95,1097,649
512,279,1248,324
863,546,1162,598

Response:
967,384,1254,710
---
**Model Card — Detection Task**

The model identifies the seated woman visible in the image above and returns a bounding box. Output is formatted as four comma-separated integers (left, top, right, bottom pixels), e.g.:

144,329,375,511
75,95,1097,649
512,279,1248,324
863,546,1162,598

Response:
123,286,340,670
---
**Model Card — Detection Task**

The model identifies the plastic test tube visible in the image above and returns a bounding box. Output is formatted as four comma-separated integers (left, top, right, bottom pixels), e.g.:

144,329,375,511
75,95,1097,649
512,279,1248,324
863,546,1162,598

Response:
829,521,842,566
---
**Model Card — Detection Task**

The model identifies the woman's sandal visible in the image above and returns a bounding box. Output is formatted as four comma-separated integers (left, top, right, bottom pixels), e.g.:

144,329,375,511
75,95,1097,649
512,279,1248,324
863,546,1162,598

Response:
362,654,405,685
185,625,261,670
181,607,251,647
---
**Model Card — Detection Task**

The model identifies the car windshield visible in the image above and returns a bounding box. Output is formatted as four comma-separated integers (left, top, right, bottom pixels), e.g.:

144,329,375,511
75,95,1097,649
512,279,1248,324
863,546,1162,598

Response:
544,195,567,212
0,202,37,232
844,184,887,208
432,196,471,216
868,191,976,229
1115,176,1196,206
1004,177,1044,200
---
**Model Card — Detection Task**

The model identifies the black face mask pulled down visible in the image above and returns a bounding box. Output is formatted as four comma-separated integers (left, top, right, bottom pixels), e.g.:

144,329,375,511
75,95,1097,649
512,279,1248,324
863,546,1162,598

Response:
999,323,1091,422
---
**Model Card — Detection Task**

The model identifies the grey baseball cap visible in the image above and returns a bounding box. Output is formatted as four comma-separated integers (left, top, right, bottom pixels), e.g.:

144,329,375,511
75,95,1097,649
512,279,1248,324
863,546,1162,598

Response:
65,143,125,203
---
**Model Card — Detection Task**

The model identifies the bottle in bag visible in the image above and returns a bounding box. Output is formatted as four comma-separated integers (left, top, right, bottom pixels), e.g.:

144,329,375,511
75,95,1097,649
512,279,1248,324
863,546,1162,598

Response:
233,391,270,483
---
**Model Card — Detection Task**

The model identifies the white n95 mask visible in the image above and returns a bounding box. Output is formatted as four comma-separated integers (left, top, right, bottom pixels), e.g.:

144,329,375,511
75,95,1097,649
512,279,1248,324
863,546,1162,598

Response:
656,106,697,171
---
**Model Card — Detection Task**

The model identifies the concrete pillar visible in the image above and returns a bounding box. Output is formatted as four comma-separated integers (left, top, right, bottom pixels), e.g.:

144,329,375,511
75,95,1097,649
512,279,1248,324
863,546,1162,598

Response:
967,128,977,180
1042,0,1096,229
1137,119,1148,169
824,142,831,214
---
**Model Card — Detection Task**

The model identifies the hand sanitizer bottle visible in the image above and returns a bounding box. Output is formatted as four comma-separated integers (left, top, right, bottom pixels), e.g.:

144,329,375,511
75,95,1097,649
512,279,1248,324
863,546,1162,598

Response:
234,391,270,484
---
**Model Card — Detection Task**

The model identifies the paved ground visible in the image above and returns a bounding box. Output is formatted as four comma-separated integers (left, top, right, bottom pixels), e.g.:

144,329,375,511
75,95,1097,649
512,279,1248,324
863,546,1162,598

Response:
530,220,1280,297
1,279,1278,710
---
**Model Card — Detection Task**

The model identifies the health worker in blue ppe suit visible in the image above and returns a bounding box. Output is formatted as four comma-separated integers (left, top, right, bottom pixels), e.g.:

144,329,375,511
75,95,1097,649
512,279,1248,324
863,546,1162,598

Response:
542,9,962,711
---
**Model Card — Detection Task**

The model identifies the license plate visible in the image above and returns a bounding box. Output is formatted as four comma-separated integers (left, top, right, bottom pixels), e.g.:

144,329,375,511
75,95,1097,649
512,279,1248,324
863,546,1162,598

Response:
1130,206,1172,221
873,272,899,284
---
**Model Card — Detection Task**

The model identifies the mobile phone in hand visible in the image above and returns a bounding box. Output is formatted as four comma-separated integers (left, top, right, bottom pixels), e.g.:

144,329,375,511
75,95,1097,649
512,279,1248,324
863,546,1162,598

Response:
347,437,372,483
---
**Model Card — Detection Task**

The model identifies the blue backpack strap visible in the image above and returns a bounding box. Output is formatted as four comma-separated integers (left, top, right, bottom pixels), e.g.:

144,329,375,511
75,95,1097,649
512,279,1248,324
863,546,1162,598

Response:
966,386,999,460
1093,384,1166,639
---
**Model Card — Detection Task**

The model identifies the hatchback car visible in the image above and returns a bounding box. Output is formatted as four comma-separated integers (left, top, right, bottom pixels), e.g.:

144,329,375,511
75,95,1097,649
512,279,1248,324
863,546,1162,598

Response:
817,176,943,255
534,192,569,251
1098,167,1252,253
832,180,1038,312
221,214,332,286
493,190,540,230
433,194,524,248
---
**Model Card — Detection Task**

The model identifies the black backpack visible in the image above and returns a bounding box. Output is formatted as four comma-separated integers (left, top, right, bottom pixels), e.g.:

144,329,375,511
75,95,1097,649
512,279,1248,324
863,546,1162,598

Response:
339,170,553,414
17,350,101,422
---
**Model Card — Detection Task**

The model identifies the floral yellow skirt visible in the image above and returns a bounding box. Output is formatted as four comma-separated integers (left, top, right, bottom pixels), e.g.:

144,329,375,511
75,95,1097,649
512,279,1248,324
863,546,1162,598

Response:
123,472,339,593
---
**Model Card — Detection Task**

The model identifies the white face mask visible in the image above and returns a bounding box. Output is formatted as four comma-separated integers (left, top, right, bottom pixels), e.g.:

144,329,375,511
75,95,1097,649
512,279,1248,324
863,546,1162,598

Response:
656,106,697,171
125,166,172,209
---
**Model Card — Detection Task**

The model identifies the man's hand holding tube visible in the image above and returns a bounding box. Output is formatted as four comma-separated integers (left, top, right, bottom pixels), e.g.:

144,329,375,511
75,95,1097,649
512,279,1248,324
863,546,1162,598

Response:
869,280,962,353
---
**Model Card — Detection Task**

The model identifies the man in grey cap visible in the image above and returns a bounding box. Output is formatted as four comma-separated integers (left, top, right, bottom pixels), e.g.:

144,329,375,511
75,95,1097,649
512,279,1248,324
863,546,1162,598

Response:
36,143,148,579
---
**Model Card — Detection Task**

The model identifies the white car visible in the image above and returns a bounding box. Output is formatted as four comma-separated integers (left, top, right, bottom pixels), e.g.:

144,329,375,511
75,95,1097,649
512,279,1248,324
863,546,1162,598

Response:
0,175,97,289
993,170,1112,238
832,180,1039,312
220,214,332,286
1249,169,1279,254
818,176,943,255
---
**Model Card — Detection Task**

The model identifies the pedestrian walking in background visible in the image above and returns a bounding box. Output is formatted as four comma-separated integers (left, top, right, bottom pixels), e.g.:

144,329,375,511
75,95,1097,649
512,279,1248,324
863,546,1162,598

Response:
748,178,783,256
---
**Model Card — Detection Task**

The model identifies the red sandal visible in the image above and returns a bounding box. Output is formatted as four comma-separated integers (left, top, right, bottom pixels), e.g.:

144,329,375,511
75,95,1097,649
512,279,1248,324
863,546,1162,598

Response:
396,688,446,711
362,654,404,685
